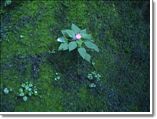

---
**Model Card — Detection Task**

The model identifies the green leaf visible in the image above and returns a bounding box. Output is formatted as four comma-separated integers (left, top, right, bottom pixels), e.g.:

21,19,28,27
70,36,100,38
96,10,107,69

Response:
3,88,9,94
57,37,65,42
28,92,32,96
62,29,75,38
80,29,87,34
19,92,24,97
84,41,99,52
89,83,96,88
23,96,28,102
71,23,81,34
4,0,12,6
69,41,77,51
61,30,67,36
61,29,75,38
58,43,68,51
76,40,83,47
78,47,86,58
81,33,92,40
19,88,23,92
85,53,91,62
78,47,91,62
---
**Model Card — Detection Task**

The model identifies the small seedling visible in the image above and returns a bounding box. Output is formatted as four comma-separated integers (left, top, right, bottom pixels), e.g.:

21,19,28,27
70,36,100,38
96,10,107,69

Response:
3,87,12,94
17,81,38,102
87,71,102,88
48,49,56,54
92,61,95,66
54,72,61,81
87,71,101,81
89,83,96,88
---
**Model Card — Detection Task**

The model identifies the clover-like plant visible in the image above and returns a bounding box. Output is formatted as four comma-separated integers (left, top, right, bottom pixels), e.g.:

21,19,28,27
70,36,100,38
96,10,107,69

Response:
87,71,101,88
54,72,61,81
17,81,38,102
57,23,99,63
3,87,13,95
87,71,101,81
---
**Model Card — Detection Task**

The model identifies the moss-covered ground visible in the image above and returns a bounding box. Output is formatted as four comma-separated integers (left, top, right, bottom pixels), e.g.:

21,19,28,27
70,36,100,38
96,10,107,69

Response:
0,0,150,112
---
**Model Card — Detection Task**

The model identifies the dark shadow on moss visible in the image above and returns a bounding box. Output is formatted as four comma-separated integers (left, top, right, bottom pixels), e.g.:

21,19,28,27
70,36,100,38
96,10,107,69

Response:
48,49,93,76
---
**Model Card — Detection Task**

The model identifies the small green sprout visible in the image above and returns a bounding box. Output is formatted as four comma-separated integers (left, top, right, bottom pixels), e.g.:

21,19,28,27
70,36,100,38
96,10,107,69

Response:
87,74,93,80
54,72,61,81
87,71,102,88
48,49,56,54
89,83,96,88
3,88,9,94
92,61,95,66
3,87,12,94
17,81,38,102
23,96,28,102
87,71,101,81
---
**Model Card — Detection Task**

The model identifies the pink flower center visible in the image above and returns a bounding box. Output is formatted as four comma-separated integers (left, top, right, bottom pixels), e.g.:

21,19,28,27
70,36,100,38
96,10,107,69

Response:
75,34,82,40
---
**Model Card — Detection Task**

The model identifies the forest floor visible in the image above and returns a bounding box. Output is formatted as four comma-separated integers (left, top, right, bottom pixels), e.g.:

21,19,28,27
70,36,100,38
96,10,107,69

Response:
0,0,150,112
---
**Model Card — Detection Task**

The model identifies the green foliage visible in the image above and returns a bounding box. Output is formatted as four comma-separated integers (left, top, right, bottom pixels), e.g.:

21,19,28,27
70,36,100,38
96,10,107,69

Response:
3,88,12,94
84,41,99,52
87,71,101,88
4,0,12,6
17,82,38,102
1,0,150,112
63,29,75,38
87,71,101,81
57,23,99,63
58,43,69,51
54,72,61,81
78,47,91,62
81,33,92,41
68,41,77,51
76,40,83,47
89,83,96,88
71,23,81,33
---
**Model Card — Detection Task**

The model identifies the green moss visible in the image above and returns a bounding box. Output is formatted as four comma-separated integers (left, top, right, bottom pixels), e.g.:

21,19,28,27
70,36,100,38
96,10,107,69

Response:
1,0,150,112
67,0,88,27
77,87,108,111
78,87,89,101
14,62,63,112
1,0,58,63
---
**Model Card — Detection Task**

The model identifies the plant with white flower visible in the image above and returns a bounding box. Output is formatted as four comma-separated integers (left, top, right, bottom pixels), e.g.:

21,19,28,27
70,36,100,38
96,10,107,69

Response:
57,23,99,63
